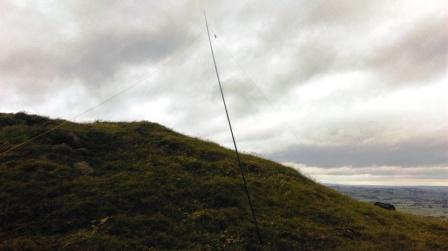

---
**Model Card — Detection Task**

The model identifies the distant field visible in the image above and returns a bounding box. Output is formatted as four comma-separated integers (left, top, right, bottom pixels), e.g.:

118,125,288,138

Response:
328,185,448,217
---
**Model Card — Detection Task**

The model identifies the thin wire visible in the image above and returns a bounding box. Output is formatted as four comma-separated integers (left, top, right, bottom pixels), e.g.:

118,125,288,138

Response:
210,27,304,144
0,10,206,158
0,84,139,157
204,11,263,245
204,1,326,146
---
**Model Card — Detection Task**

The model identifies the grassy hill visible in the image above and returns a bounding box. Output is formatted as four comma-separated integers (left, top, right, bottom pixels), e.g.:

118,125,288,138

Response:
1,112,447,250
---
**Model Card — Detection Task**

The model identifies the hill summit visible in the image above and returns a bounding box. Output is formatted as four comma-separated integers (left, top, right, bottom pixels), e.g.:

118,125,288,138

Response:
1,112,447,250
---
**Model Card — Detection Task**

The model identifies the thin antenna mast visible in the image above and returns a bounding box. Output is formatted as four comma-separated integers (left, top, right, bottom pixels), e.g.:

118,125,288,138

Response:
204,11,263,245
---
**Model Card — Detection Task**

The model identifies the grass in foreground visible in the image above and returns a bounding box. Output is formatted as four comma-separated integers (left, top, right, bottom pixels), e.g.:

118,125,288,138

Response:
1,112,447,250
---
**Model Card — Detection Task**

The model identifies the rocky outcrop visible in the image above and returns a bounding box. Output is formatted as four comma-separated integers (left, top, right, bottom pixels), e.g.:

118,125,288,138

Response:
74,161,94,175
374,202,396,211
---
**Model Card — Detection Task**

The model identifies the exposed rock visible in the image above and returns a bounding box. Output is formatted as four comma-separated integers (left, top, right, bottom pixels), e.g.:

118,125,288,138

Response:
90,217,110,230
339,228,361,239
14,112,50,125
98,216,110,226
74,161,94,175
76,148,89,155
51,143,73,154
67,132,82,148
374,202,396,211
48,131,83,148
157,138,192,155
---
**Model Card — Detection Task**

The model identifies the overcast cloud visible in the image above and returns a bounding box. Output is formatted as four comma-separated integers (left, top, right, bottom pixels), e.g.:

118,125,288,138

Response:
0,0,446,185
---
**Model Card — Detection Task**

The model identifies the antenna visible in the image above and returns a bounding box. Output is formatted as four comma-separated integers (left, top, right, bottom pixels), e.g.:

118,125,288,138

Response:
204,11,263,245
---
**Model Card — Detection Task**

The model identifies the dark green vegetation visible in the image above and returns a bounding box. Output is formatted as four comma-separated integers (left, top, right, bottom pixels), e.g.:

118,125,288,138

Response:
1,112,447,250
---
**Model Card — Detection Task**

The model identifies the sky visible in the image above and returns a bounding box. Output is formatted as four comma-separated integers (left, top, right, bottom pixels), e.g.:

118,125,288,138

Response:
1,0,447,185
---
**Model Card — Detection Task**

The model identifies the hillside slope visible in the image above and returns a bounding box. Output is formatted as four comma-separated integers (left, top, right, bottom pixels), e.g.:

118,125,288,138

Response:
1,112,447,250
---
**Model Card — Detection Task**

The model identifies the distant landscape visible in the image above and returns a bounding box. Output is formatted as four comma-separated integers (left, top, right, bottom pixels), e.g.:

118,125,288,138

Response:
329,185,448,217
1,1,447,250
2,112,448,250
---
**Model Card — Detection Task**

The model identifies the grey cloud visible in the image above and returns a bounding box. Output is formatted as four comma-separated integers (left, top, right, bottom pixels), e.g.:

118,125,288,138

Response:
245,2,447,99
65,27,192,84
269,135,448,168
0,1,195,96
222,75,270,117
269,41,339,95
1,1,447,185
370,17,448,86
4,26,191,84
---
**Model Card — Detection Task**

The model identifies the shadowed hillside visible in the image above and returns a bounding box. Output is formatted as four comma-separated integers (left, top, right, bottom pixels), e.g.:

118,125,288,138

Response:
1,112,447,250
